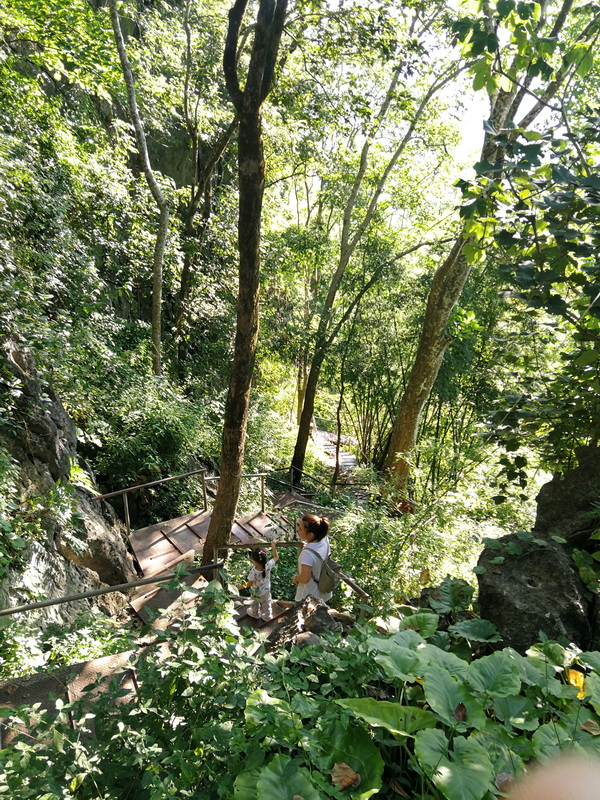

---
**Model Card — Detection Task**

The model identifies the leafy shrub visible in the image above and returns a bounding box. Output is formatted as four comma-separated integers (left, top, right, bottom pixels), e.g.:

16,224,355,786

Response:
2,582,600,800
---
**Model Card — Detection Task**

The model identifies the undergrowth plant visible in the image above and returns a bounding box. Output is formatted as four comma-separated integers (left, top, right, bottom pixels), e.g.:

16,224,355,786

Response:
2,579,600,799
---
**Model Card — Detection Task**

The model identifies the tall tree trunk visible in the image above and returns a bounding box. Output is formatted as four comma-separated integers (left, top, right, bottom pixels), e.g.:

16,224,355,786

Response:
383,0,588,489
109,0,169,376
202,0,287,566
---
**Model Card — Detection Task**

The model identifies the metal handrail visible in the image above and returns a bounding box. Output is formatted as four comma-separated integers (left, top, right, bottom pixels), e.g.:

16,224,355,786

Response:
0,561,224,618
92,469,208,537
92,470,270,536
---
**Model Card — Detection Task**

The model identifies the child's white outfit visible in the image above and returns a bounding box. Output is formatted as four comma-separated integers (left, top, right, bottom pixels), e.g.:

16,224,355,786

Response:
247,558,276,620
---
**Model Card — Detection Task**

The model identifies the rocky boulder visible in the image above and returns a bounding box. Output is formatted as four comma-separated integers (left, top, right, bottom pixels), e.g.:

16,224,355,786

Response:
533,445,600,545
477,534,592,653
266,596,354,651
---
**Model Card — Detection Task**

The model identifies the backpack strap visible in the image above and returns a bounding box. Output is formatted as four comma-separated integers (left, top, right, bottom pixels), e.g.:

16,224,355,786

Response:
304,543,330,583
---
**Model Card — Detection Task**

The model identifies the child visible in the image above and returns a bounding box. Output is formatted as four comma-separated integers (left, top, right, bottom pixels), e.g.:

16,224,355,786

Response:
240,540,278,621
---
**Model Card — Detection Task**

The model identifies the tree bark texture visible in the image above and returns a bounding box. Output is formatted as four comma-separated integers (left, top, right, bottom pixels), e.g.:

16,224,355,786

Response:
383,237,467,484
202,0,287,565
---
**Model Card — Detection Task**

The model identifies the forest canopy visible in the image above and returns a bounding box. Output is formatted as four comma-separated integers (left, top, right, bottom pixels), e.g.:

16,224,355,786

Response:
2,0,600,797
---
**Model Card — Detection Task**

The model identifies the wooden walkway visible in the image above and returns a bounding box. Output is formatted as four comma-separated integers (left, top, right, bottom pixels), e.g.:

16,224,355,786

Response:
127,502,298,628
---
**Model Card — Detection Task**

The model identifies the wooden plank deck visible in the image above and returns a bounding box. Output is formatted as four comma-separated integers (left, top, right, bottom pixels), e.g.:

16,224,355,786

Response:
127,506,295,623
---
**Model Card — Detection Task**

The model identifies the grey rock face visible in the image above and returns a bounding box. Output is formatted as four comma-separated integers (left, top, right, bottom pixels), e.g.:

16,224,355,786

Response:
533,446,600,545
0,336,135,623
477,535,592,653
1,336,77,485
476,446,600,654
303,602,343,635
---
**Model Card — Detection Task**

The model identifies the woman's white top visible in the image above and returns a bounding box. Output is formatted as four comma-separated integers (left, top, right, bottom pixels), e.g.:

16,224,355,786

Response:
247,558,275,595
294,537,333,603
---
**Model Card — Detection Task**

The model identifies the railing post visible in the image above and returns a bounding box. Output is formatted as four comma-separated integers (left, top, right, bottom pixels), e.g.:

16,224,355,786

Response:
202,472,207,511
123,493,131,538
260,475,265,513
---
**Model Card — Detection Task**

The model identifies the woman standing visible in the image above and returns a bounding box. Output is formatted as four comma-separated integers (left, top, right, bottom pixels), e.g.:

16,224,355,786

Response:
292,514,333,603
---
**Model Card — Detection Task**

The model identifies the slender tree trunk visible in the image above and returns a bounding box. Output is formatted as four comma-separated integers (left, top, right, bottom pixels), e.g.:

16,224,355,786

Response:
202,0,287,565
109,0,169,376
289,60,461,484
383,237,467,483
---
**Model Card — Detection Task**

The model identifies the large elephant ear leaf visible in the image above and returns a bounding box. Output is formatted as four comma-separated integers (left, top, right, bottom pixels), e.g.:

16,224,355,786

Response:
234,768,261,800
398,611,440,639
336,697,437,737
449,618,501,643
415,728,494,800
428,576,475,614
424,664,486,731
374,643,424,682
325,721,384,799
467,651,522,698
256,754,320,800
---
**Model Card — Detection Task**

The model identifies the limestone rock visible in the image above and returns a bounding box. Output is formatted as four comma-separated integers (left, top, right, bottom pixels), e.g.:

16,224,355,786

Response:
303,600,343,635
55,491,136,586
0,539,127,625
477,535,592,653
294,632,322,649
1,335,76,486
533,446,600,545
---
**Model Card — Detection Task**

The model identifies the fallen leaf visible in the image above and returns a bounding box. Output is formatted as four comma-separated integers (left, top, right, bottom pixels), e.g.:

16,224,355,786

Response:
419,569,431,586
331,762,361,790
3,684,18,695
389,777,411,796
495,772,515,792
453,702,467,722
580,719,600,736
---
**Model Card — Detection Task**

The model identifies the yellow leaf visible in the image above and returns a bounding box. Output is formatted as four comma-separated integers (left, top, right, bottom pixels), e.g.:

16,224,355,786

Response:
419,569,430,586
568,668,585,699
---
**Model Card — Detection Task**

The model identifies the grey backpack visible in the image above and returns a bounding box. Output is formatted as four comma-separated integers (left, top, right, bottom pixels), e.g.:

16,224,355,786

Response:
308,546,341,594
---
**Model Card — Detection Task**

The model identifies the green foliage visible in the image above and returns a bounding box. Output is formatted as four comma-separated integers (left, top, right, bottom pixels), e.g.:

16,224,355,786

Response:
0,610,135,681
0,449,28,579
2,583,600,800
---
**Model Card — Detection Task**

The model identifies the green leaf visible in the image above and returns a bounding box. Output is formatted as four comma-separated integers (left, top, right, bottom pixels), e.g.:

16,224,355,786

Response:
580,651,600,674
526,641,568,667
419,643,470,680
449,619,502,643
397,611,439,638
291,694,320,717
374,644,424,682
415,728,494,800
467,651,522,697
584,670,600,715
493,695,541,731
428,576,475,615
532,721,572,759
256,755,319,800
424,664,486,731
234,768,261,800
325,721,384,799
336,698,437,737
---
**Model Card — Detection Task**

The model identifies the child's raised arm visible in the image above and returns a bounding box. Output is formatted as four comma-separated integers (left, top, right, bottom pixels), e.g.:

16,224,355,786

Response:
271,540,279,562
